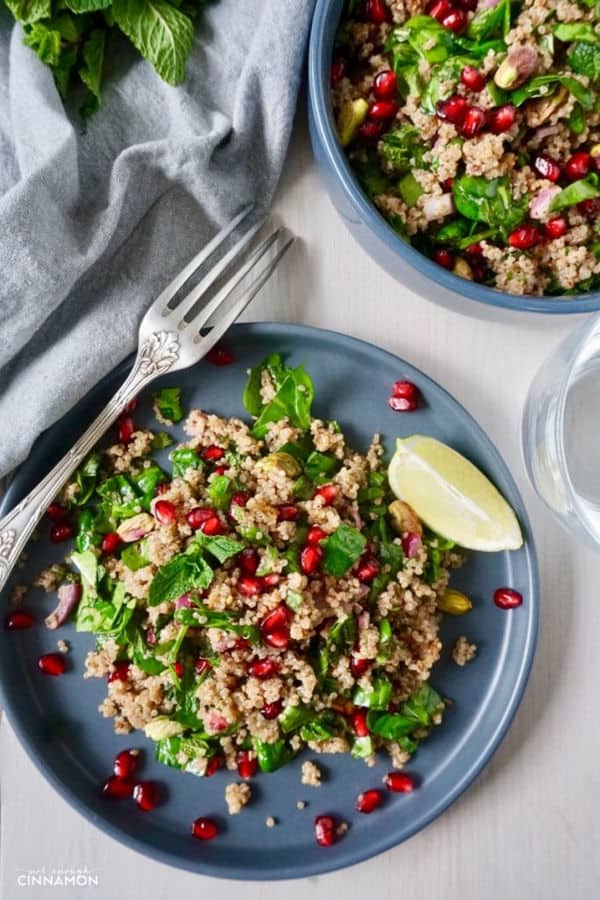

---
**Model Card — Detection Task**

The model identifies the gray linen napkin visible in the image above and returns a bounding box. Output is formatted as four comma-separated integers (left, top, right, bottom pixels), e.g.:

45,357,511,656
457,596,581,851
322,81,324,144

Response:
0,0,314,477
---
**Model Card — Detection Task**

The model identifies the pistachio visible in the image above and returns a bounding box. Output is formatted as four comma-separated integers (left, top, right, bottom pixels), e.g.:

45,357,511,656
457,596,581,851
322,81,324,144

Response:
453,258,473,280
437,589,473,616
116,512,155,543
255,451,302,478
144,717,186,741
388,499,423,537
494,47,539,90
525,86,568,128
337,98,369,147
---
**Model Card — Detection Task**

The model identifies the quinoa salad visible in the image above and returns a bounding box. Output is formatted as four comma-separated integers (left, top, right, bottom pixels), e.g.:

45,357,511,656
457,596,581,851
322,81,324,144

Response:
332,0,600,296
23,353,475,782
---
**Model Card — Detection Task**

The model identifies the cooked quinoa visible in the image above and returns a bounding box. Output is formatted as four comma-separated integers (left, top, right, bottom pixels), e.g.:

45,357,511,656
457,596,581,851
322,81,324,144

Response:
452,635,478,665
225,782,252,815
46,353,471,780
333,0,600,296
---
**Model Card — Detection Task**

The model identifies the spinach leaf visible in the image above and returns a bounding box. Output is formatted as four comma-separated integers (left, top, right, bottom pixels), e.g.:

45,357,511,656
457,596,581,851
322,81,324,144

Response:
393,16,455,64
554,22,599,43
75,508,101,552
351,735,374,758
367,711,416,739
352,675,393,710
97,475,140,521
420,57,465,114
253,738,297,773
279,705,315,734
300,711,346,741
153,386,183,423
403,683,443,723
369,541,404,600
169,447,204,478
366,683,443,739
207,474,233,510
326,615,357,657
467,0,510,41
569,102,587,135
376,618,393,663
152,432,174,450
512,74,594,109
304,451,340,484
354,156,393,199
73,452,102,506
452,175,529,235
131,465,168,509
549,174,600,212
149,552,214,606
378,124,427,173
120,541,150,571
155,734,215,773
251,366,315,439
322,524,367,577
174,605,261,644
72,552,137,636
243,352,288,416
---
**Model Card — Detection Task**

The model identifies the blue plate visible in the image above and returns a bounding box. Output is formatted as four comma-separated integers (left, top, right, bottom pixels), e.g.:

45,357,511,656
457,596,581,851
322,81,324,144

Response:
0,323,538,879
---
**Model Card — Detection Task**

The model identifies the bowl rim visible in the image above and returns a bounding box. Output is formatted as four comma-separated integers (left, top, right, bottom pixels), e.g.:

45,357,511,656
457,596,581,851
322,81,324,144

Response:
0,321,540,880
307,0,600,315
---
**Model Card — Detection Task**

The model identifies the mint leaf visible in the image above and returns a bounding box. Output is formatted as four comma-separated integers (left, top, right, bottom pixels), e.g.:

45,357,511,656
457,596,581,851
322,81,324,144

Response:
23,23,62,65
5,0,51,24
65,0,111,9
112,0,194,85
149,552,214,606
170,447,204,478
79,28,106,117
191,533,244,564
568,42,600,81
322,524,366,577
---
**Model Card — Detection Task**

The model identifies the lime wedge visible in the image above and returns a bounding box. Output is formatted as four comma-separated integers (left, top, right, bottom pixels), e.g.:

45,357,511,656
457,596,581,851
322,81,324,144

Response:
388,435,523,551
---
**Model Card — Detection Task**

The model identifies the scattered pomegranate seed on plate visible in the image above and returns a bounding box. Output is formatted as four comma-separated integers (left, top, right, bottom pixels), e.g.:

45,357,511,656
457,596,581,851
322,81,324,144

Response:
194,657,212,675
154,499,176,524
356,789,383,814
202,445,226,462
103,776,134,799
205,346,233,366
264,629,289,650
133,780,161,812
314,484,337,505
114,749,140,780
262,700,282,720
205,756,223,776
117,416,135,444
239,575,263,597
357,118,384,141
277,504,299,522
350,655,370,678
46,502,69,522
314,814,336,847
49,523,73,543
494,587,523,609
5,610,35,630
38,652,67,676
192,817,219,840
237,750,258,779
384,771,416,793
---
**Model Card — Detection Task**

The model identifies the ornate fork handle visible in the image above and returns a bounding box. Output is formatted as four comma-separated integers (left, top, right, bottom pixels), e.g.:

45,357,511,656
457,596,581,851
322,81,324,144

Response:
0,331,180,592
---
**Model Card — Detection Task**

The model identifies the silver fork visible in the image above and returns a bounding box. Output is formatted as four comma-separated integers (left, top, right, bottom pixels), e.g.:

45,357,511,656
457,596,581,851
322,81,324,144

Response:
0,209,293,591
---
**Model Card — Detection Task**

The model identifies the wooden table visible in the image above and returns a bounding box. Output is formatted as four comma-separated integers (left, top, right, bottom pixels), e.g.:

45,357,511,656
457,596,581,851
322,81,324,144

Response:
2,102,599,900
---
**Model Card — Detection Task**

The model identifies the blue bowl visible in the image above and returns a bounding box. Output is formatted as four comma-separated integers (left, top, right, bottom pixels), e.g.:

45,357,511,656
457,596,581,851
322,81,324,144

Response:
307,0,600,315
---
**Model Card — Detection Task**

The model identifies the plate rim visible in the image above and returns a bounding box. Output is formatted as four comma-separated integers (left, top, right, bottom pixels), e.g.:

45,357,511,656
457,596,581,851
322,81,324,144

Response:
0,321,540,880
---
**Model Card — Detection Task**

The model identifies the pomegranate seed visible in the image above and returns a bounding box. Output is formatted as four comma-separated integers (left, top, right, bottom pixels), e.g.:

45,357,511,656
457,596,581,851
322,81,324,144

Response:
494,587,522,609
192,817,218,840
460,66,485,92
389,395,418,412
124,397,137,413
202,445,225,462
262,700,282,720
331,59,345,85
532,154,561,182
173,661,184,678
578,198,598,216
262,605,290,632
248,658,281,679
373,69,397,100
565,152,591,181
186,506,214,529
49,524,72,543
385,771,415,793
364,0,390,23
264,629,289,649
133,781,160,812
5,610,35,630
146,626,157,646
461,107,485,138
544,216,568,239
314,815,336,847
441,8,467,33
37,652,67,676
464,242,483,257
300,544,323,574
456,0,477,8
117,416,135,444
436,95,467,126
200,516,224,536
434,248,454,269
237,549,258,576
352,710,369,737
103,776,134,799
391,380,420,406
114,749,139,779
205,755,223,776
444,177,454,190
508,224,540,250
356,789,383,814
101,532,121,554
214,465,228,476
357,118,384,140
350,655,371,678
261,573,280,589
237,751,258,779
487,104,516,135
307,526,327,545
277,504,299,522
402,532,422,558
314,484,337,505
239,575,262,596
194,657,212,675
368,100,399,121
428,0,453,20
357,558,379,582
154,499,176,525
206,346,233,366
231,491,250,508
47,503,68,522
156,482,169,495
108,661,130,683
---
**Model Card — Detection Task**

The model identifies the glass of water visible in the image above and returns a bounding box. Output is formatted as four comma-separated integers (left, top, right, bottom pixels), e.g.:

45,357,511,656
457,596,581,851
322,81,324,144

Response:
522,314,600,551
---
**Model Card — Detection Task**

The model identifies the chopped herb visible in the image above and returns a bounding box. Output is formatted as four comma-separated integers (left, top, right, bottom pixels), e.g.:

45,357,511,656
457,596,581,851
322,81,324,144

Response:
153,386,183,424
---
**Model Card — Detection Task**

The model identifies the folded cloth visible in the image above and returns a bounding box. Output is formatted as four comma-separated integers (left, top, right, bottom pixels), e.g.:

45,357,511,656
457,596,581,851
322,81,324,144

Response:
0,0,314,477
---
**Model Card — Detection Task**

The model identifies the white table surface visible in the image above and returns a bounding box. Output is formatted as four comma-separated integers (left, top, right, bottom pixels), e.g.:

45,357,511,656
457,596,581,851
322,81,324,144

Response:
2,99,599,900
